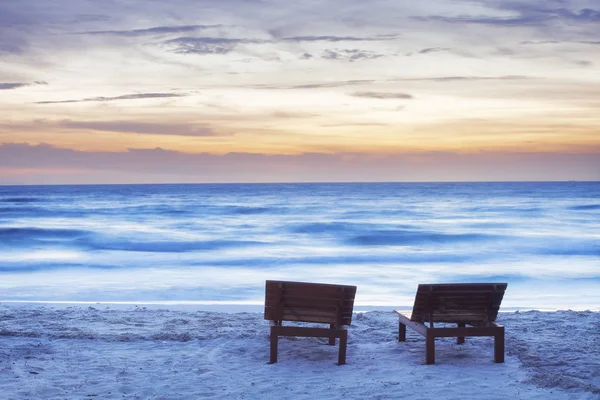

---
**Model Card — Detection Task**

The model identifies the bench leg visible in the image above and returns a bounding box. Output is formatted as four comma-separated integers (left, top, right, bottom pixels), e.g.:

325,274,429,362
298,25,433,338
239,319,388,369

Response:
338,329,347,365
426,331,435,365
329,324,336,345
269,329,278,364
494,327,505,363
398,320,406,341
457,323,465,344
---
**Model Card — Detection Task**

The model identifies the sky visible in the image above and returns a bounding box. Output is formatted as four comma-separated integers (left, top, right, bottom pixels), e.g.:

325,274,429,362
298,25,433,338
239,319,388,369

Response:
0,0,599,184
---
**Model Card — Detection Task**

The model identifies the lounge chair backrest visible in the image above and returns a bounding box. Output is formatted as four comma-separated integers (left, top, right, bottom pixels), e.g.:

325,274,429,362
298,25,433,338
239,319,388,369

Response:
264,280,357,326
410,283,507,326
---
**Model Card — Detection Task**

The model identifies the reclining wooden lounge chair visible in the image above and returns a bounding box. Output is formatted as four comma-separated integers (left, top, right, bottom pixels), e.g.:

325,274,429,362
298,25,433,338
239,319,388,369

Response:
396,283,507,365
264,280,357,365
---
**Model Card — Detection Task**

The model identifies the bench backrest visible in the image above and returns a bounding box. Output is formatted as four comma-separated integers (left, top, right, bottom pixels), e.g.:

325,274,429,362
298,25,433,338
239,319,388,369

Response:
264,280,357,326
410,283,507,326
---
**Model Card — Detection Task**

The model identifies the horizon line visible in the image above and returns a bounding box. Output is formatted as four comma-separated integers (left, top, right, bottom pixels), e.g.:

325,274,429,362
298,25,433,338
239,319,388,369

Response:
0,180,598,187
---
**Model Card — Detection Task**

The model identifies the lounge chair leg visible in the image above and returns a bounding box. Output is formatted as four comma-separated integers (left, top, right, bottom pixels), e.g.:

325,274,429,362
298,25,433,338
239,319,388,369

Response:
329,324,336,345
398,321,406,342
426,331,435,365
457,323,465,344
269,329,278,364
494,327,505,363
338,329,347,365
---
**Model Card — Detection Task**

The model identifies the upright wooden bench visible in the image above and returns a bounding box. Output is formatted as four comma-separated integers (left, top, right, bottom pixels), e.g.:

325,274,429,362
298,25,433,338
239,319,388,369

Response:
396,283,507,364
264,280,357,365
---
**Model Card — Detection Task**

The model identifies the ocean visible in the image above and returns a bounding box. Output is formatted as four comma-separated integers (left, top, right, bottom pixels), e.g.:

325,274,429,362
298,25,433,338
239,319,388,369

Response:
0,182,598,309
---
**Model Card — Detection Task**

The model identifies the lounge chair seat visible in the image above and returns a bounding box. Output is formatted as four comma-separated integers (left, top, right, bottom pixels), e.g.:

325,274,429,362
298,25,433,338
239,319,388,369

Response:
264,280,357,365
396,283,507,364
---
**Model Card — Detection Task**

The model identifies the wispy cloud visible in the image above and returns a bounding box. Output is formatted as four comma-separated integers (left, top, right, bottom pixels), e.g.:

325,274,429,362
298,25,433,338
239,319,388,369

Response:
520,40,600,45
0,83,29,90
413,3,600,28
251,75,533,91
288,80,376,89
418,47,450,54
519,40,561,45
391,75,534,82
0,119,217,138
321,122,389,127
322,49,384,62
163,37,264,55
413,14,550,27
0,81,47,90
162,34,395,56
77,25,222,37
271,111,320,119
35,93,186,104
57,120,216,137
281,35,393,42
553,7,600,22
350,91,413,99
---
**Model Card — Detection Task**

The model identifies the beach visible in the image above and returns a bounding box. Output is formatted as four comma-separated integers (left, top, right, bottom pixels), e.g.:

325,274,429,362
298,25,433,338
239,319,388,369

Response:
1,304,598,399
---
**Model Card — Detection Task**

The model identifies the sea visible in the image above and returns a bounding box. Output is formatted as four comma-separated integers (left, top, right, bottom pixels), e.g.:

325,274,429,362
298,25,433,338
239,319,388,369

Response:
0,182,598,310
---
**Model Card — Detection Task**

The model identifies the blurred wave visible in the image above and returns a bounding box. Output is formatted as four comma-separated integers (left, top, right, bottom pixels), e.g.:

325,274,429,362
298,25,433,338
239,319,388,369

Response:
0,182,598,305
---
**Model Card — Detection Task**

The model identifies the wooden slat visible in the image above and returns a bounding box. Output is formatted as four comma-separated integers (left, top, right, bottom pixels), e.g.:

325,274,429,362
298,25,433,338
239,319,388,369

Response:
265,296,354,308
396,311,427,337
264,280,357,326
266,280,357,295
266,291,355,300
266,285,356,295
428,325,504,338
420,283,508,289
271,325,347,339
410,283,507,324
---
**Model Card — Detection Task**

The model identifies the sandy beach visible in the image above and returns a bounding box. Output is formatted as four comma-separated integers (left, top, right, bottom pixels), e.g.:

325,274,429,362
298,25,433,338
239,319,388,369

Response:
0,304,598,399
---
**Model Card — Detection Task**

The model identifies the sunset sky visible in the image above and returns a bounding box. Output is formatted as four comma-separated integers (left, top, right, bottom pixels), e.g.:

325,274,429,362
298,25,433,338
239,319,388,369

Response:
1,0,599,184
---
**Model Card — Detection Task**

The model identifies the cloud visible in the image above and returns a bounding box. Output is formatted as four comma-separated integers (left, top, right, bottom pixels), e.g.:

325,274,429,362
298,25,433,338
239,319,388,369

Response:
0,81,47,90
163,37,264,55
252,75,532,90
0,83,29,90
349,91,413,99
35,92,186,104
161,34,396,56
271,111,320,119
281,35,392,42
322,49,384,62
0,143,598,184
519,40,561,45
520,40,600,46
57,120,215,137
391,75,534,82
77,25,222,37
413,3,600,28
413,14,549,26
0,119,217,138
418,47,450,54
321,122,389,127
288,80,376,89
553,8,600,22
